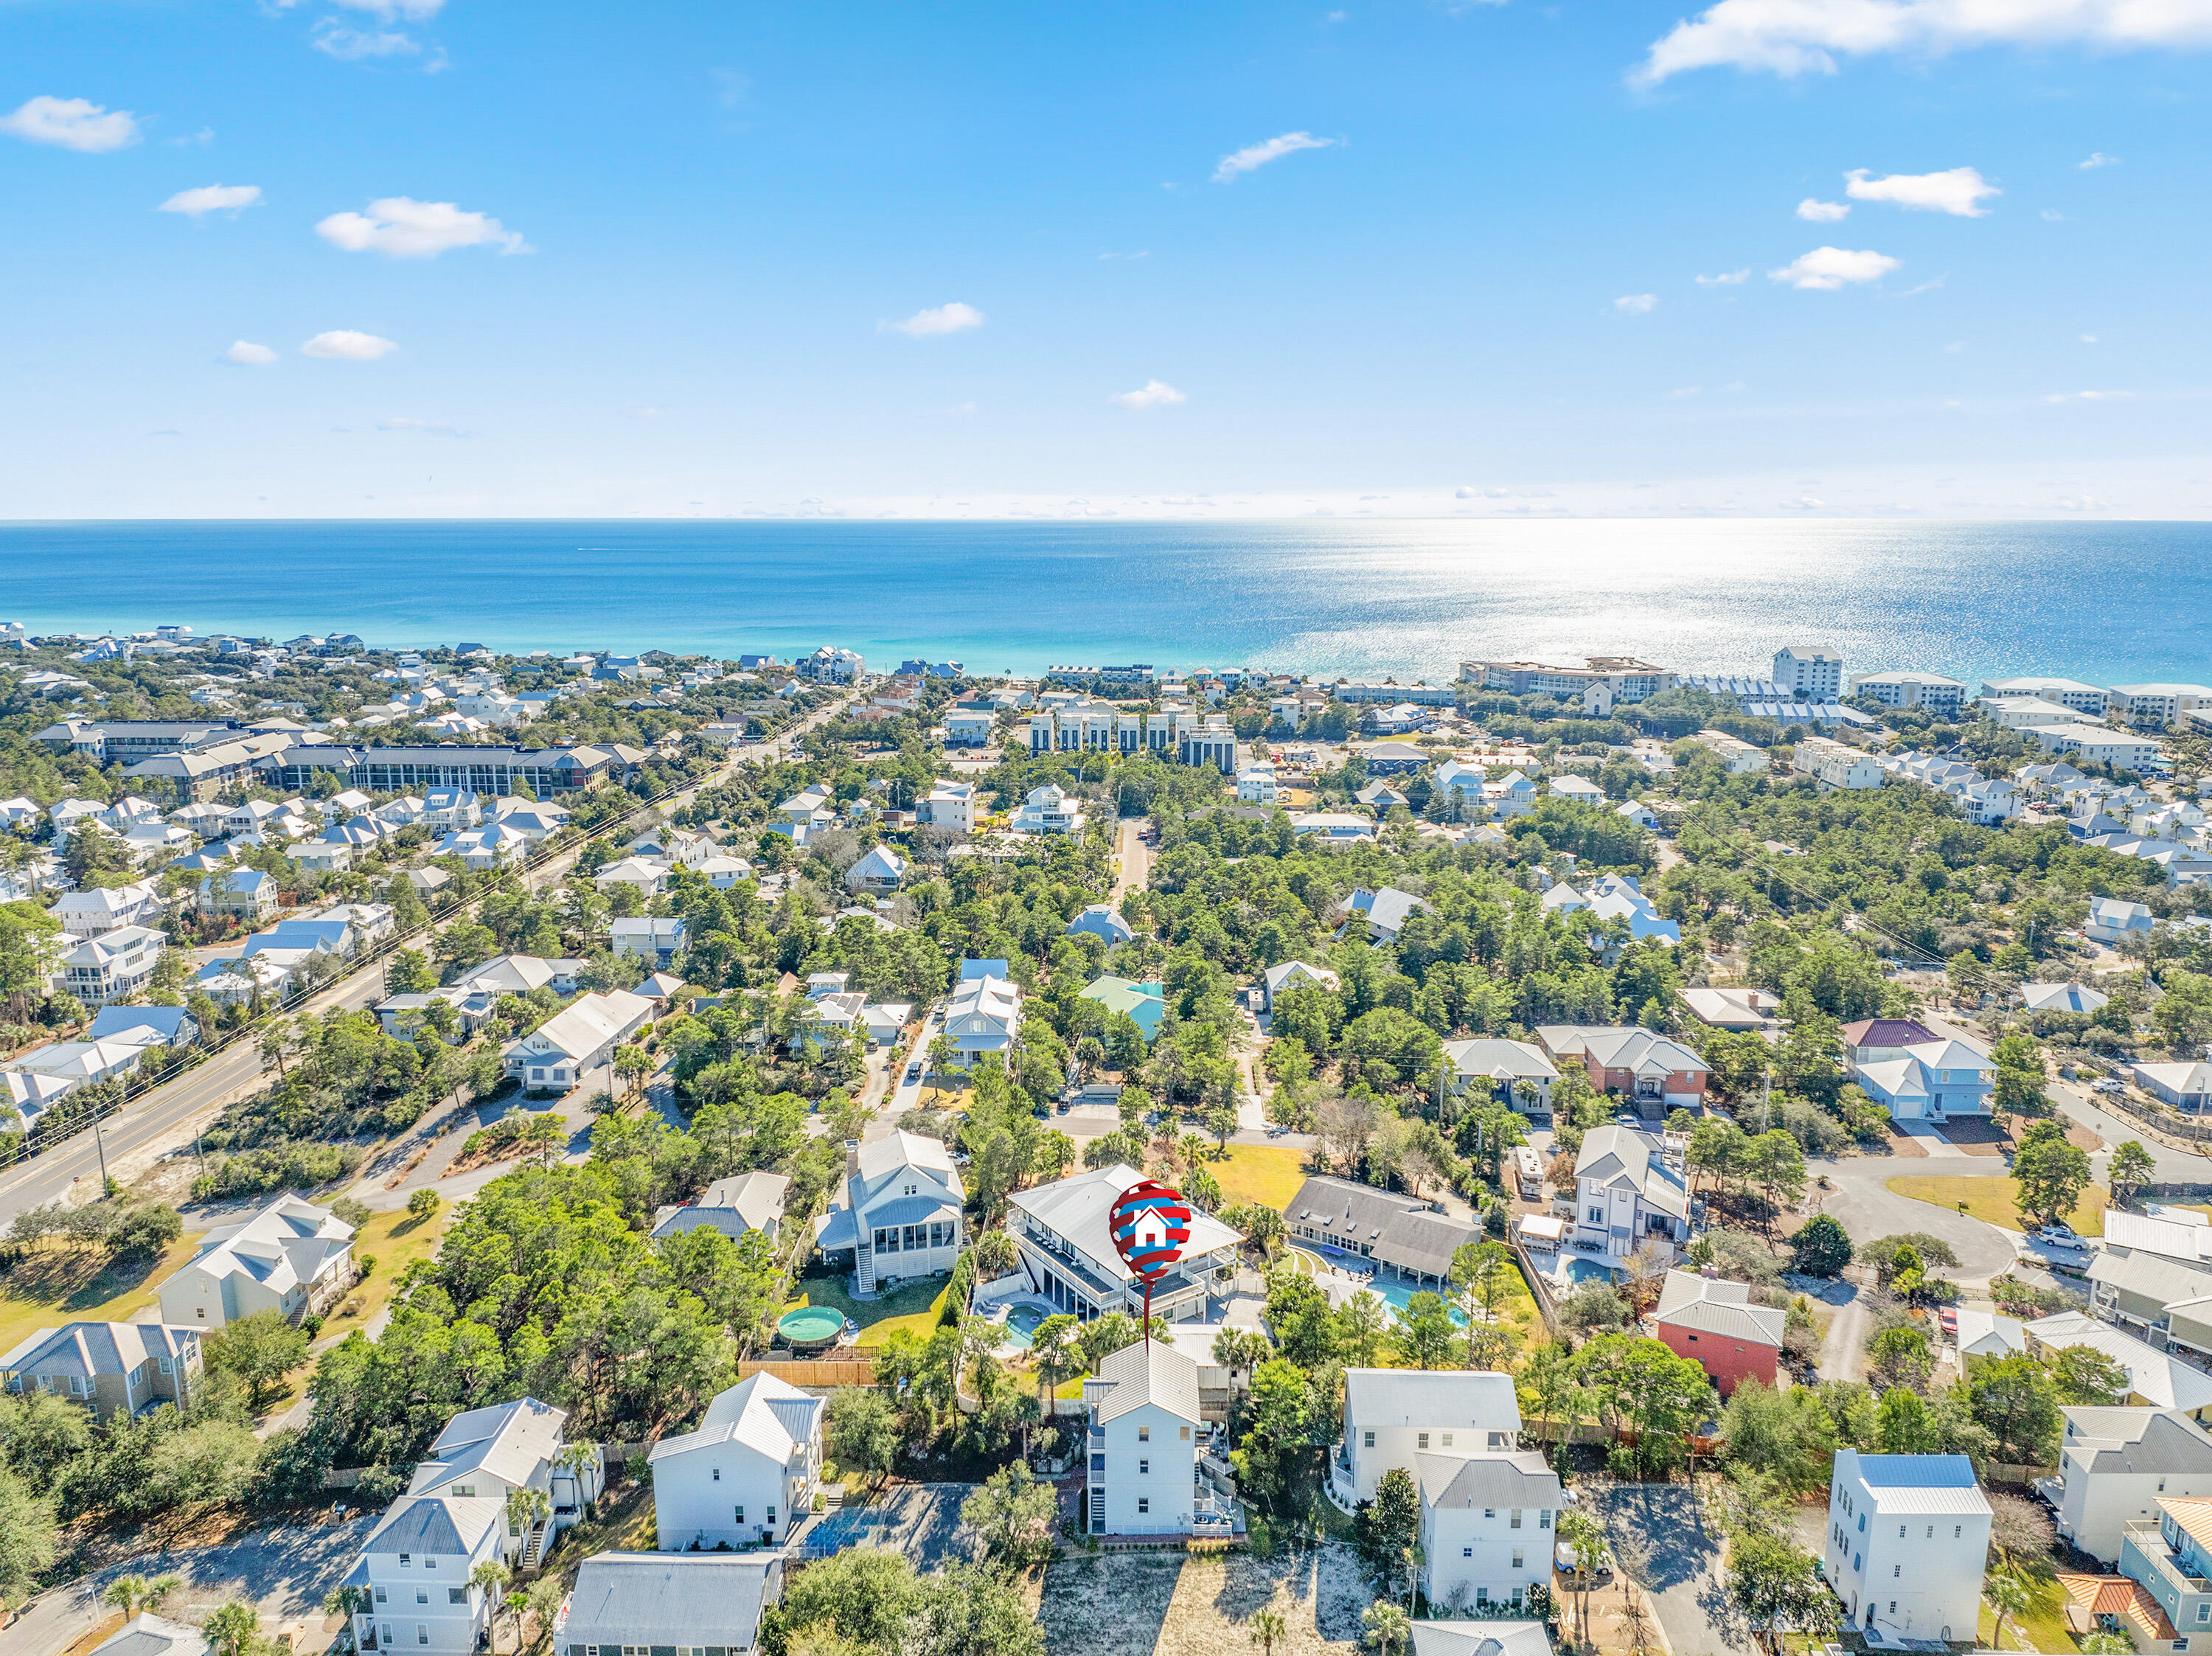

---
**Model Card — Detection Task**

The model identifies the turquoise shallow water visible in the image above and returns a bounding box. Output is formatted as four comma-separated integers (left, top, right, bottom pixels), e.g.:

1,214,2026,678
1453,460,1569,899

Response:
3,517,2208,684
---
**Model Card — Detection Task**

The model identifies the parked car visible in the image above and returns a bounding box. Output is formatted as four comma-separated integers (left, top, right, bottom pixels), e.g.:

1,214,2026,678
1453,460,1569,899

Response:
905,1062,923,1084
2093,1077,2124,1094
1555,1540,1614,1584
2039,1222,2081,1245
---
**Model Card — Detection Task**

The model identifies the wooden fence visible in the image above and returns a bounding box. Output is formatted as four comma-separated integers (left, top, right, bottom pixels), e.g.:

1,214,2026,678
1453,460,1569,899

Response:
738,1358,880,1387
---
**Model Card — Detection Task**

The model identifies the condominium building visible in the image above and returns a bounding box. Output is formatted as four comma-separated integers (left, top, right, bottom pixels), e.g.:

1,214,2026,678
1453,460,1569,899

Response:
1772,645,1844,699
1458,658,1674,703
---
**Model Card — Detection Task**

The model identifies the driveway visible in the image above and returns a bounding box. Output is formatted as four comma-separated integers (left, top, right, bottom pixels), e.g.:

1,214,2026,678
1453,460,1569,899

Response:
1582,1480,1753,1656
0,1515,372,1656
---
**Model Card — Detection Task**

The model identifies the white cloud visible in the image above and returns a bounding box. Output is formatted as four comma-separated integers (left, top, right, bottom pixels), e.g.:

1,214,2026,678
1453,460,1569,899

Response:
883,302,985,338
0,96,140,153
316,197,530,257
1110,380,1187,409
1635,0,2212,83
1782,496,1826,509
2079,150,2121,168
302,330,398,360
1668,386,1703,399
1797,198,1850,221
2042,208,2066,220
1846,165,1998,216
2081,333,2098,342
158,184,262,218
1212,131,1334,183
2045,389,2129,401
1695,268,1750,285
223,341,278,366
378,415,464,436
1768,246,1901,288
2059,495,2111,510
1613,293,1658,313
313,24,422,59
170,127,214,147
329,0,444,19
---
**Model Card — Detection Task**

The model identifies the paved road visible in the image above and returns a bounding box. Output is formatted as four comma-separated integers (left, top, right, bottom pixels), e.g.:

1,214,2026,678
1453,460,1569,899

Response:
1814,1147,2022,1287
1108,816,1152,908
1582,1480,1752,1656
0,689,860,1230
0,1516,372,1656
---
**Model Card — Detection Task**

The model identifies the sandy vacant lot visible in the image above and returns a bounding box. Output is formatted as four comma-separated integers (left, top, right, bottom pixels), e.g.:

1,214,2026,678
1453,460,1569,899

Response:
1039,1541,1370,1655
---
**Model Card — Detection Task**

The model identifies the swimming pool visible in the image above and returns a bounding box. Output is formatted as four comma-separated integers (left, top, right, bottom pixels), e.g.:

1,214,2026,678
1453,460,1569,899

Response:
999,1304,1049,1350
1557,1256,1620,1287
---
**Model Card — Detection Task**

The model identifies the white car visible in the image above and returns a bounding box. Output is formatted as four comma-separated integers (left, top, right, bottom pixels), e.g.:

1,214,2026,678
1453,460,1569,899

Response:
2092,1078,2124,1094
2039,1223,2083,1246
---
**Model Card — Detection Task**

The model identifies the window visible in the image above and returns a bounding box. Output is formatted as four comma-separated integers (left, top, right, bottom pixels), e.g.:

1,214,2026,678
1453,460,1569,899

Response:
415,1592,427,1606
712,1467,720,1481
159,1357,172,1374
1140,1460,1150,1476
1512,1549,1524,1569
1363,1431,1375,1448
400,1555,411,1568
1419,1433,1430,1450
417,1629,428,1646
448,1590,465,1606
1488,1433,1505,1448
902,1224,927,1251
1463,1548,1473,1559
1442,1433,1453,1448
423,1557,434,1570
1138,1498,1150,1514
1686,1333,1700,1343
1954,1525,1963,1539
1138,1426,1150,1442
1587,1207,1604,1222
1889,1604,1896,1618
735,1506,745,1523
1541,1512,1552,1529
1893,1566,1902,1579
1180,1427,1190,1441
1898,1525,1906,1539
767,1506,776,1525
453,1485,474,1498
1925,1525,1934,1539
375,1590,387,1604
1484,1508,1495,1520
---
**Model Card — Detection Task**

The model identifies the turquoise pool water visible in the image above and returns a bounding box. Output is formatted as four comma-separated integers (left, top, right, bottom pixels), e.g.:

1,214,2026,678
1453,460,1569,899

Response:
1000,1304,1048,1350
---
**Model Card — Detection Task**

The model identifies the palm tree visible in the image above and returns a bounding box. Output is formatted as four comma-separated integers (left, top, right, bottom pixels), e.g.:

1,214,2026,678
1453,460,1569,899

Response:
973,1229,1019,1281
1248,1606,1288,1656
1986,1570,2031,1652
1362,1600,1411,1656
505,1486,552,1556
503,1592,529,1655
204,1603,265,1656
105,1576,179,1618
470,1562,512,1649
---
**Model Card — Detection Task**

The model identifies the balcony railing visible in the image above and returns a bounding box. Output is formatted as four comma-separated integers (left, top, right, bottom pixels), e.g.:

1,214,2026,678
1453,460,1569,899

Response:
2124,1522,2212,1596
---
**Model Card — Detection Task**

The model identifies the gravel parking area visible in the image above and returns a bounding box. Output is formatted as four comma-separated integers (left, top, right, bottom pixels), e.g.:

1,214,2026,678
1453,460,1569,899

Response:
1581,1479,1754,1656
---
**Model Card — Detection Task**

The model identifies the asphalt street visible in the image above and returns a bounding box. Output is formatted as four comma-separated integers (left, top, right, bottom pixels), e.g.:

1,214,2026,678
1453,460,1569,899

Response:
0,690,858,1231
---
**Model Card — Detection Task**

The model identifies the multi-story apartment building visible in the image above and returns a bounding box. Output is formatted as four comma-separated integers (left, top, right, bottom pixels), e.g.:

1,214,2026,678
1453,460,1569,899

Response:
1772,645,1845,698
1458,658,1674,703
1849,671,1967,711
1568,1124,1689,1268
1983,676,2112,717
1792,734,1884,790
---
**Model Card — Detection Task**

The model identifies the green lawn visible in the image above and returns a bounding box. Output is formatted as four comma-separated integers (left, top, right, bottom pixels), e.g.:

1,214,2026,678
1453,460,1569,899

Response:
1978,1572,2084,1655
1888,1174,2108,1236
324,1203,454,1337
790,1275,951,1349
0,1231,204,1357
1208,1143,1310,1209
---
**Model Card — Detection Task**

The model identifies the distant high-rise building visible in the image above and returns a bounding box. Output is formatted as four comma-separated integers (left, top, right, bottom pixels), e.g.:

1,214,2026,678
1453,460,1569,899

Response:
1773,645,1843,699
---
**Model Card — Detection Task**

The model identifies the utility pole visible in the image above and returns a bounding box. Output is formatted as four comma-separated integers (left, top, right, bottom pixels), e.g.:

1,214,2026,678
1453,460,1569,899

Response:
93,1106,111,1194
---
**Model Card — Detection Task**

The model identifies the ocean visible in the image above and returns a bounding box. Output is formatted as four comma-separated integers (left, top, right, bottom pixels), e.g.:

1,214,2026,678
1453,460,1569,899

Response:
1,518,2206,686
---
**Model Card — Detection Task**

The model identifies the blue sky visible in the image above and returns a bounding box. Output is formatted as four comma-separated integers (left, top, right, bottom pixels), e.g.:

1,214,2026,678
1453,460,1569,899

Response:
4,0,2210,519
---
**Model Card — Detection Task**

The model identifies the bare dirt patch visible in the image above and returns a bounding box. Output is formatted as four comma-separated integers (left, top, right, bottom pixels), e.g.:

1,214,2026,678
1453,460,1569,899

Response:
1878,1127,1930,1160
1933,1119,2011,1158
1038,1540,1370,1655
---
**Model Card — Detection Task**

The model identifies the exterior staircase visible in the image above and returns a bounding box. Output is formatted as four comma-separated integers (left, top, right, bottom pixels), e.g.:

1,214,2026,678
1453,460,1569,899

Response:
521,1518,549,1569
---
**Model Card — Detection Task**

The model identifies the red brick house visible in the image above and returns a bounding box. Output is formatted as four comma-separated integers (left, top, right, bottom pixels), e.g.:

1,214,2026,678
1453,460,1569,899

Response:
1540,1027,1711,1109
1654,1268,1784,1396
